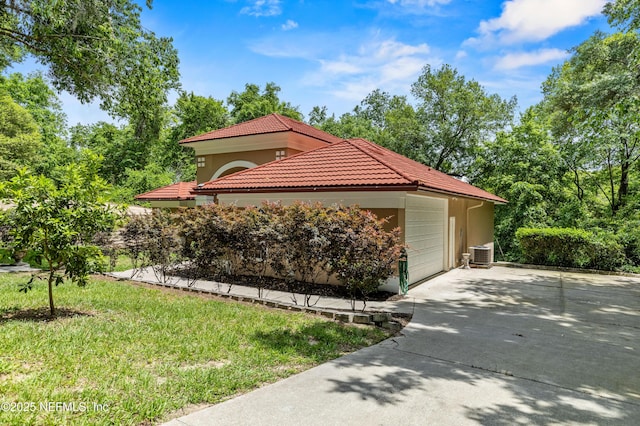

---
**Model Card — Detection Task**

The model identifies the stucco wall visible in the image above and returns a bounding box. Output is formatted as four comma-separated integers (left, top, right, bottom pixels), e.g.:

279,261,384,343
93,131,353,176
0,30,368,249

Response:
186,131,332,184
467,201,495,261
147,199,196,209
367,208,400,233
196,148,302,183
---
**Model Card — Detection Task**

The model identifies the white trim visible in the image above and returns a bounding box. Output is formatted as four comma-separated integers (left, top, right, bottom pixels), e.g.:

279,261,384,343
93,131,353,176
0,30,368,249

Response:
183,133,329,156
211,160,258,180
449,216,456,269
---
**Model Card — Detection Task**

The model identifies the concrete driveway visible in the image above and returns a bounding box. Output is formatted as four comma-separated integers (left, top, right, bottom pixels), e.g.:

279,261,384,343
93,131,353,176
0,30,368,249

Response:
163,266,640,425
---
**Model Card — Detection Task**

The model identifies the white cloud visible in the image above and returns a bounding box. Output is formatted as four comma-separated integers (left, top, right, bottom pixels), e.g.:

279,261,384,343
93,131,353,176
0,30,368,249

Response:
470,0,606,45
311,38,436,101
240,0,282,17
494,48,569,70
250,30,438,102
383,0,451,14
320,59,362,75
281,19,298,31
455,50,467,60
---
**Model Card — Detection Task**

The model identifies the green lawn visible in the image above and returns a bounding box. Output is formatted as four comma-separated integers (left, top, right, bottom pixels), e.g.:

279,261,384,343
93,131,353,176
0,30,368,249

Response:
0,273,389,425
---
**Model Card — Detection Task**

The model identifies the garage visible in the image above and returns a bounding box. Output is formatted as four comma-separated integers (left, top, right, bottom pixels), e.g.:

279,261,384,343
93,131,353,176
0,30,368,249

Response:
404,194,447,283
194,137,505,292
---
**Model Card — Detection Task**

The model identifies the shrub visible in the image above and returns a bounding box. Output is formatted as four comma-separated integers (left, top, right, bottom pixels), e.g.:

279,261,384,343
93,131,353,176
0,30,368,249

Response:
326,205,403,310
121,209,183,283
516,227,626,270
128,202,403,308
271,202,332,306
175,204,238,284
616,220,640,268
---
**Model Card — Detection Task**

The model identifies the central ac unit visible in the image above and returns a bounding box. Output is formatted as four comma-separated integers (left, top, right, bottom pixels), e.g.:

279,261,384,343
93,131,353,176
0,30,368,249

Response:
470,245,492,266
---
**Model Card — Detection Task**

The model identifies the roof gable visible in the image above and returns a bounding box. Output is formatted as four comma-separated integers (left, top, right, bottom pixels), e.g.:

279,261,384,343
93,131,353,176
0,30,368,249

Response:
179,113,342,144
196,139,506,203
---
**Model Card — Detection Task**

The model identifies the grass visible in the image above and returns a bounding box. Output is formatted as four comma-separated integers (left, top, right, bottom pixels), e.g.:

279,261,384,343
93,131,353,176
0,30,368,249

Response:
0,273,389,425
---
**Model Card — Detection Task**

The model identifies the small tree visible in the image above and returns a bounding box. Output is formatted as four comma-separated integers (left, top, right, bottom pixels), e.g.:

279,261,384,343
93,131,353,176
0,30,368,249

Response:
0,160,120,316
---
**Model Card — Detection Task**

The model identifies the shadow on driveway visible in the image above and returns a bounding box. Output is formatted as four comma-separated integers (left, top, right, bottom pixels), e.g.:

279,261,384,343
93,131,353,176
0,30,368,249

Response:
164,267,640,426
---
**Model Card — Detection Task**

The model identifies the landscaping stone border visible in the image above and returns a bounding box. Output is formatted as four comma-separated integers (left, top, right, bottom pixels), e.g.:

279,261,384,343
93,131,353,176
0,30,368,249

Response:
112,275,402,331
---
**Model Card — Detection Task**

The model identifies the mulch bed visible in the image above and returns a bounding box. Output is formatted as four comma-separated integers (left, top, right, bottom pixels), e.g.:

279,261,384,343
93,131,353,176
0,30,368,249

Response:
173,267,400,302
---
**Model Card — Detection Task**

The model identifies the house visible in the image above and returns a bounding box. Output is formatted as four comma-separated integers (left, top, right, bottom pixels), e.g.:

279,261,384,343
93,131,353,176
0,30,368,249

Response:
136,113,506,291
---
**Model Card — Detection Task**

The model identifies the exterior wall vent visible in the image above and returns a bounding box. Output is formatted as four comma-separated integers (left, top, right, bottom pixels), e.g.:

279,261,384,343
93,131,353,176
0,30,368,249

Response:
470,245,492,265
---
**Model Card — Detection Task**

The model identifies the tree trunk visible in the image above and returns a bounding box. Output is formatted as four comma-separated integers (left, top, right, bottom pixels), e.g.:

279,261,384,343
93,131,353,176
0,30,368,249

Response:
48,270,55,316
618,159,629,209
573,168,584,201
607,151,618,215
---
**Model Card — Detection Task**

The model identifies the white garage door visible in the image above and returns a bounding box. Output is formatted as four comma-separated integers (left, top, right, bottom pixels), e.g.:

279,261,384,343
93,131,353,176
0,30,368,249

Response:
405,195,447,283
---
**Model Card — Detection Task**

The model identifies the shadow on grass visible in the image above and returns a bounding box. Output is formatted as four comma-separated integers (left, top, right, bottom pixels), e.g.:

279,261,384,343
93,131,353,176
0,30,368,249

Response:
250,322,384,361
0,306,93,324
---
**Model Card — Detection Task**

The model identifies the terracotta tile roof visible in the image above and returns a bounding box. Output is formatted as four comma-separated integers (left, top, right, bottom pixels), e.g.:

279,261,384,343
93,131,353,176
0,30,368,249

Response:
196,139,507,203
179,113,342,144
135,181,196,201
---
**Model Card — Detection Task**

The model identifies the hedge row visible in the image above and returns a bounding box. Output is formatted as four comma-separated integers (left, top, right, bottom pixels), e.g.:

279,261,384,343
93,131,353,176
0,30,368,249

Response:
515,227,626,271
121,202,403,309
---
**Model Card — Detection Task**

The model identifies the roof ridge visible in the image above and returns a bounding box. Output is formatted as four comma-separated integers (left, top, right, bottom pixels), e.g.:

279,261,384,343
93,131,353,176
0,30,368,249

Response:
346,139,418,185
179,115,276,143
272,113,294,130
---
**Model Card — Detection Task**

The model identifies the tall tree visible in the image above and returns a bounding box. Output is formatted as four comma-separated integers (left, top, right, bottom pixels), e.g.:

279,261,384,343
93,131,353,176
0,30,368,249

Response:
69,122,148,186
0,0,180,135
411,65,516,176
228,82,302,123
473,108,574,258
0,72,74,174
542,31,640,214
0,93,42,179
155,91,230,181
604,0,640,31
356,90,425,163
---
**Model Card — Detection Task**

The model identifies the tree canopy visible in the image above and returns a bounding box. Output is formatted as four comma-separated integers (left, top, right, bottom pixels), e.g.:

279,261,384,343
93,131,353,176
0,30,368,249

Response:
228,82,303,123
0,156,120,316
411,64,517,175
0,93,42,180
0,0,180,128
542,31,640,214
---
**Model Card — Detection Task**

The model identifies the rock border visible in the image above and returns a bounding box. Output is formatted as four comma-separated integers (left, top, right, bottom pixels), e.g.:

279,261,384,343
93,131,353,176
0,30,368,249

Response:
111,275,403,331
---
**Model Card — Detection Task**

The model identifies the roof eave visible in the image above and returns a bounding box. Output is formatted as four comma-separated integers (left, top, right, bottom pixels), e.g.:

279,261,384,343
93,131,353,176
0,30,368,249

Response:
193,183,420,195
180,129,337,145
134,196,195,201
417,184,507,204
179,129,289,145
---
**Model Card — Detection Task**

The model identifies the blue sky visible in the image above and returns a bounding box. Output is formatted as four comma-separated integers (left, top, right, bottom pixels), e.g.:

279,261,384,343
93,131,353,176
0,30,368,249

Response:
9,0,613,127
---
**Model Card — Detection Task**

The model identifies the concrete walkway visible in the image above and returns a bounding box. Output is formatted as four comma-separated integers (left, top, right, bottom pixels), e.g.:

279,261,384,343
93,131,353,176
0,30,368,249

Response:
159,266,640,426
110,267,416,315
0,262,41,273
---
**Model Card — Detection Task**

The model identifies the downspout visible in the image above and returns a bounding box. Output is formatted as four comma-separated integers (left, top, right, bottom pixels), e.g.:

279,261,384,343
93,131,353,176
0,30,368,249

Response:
465,201,484,250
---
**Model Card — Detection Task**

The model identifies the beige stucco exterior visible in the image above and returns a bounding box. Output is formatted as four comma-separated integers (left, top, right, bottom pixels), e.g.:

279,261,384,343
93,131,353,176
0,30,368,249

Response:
183,132,331,184
215,189,497,279
447,198,495,267
147,200,197,209
195,147,303,183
